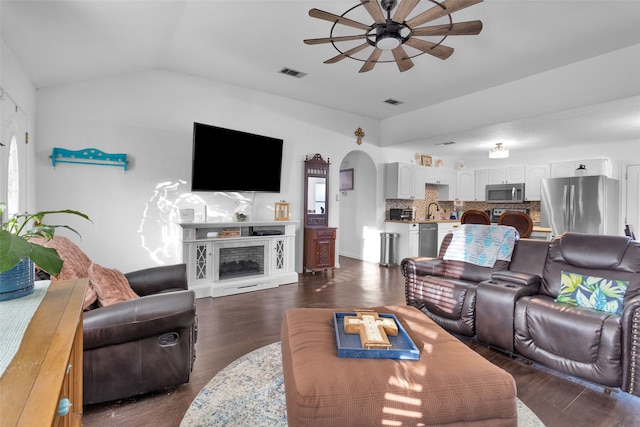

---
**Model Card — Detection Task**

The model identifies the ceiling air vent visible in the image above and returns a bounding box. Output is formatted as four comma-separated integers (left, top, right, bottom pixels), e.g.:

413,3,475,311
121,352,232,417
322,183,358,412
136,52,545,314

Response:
436,141,456,145
384,99,403,105
279,67,307,78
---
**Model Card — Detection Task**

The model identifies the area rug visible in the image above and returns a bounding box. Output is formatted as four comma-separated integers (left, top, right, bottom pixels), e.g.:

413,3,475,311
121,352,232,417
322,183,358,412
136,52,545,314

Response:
181,342,545,427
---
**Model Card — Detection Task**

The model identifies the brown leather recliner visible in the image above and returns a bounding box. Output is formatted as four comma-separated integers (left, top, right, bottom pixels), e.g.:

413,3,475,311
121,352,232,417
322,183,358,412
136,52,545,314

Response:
402,232,511,336
32,235,197,405
83,264,197,405
514,233,640,393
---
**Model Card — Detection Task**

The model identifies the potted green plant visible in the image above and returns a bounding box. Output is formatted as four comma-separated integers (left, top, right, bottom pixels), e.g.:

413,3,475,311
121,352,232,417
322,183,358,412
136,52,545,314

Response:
0,202,90,300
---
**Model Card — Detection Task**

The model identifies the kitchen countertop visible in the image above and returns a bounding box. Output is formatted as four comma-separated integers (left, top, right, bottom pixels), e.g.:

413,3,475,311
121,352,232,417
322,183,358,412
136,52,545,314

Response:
385,219,461,224
385,219,553,234
532,226,552,233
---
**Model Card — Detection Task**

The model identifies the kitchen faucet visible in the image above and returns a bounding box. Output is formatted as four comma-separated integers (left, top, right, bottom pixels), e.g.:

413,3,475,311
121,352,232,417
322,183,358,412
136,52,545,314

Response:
427,202,440,219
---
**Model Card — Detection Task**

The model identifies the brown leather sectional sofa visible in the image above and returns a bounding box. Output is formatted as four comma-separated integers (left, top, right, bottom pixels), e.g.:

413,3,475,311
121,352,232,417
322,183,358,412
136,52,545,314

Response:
401,232,640,397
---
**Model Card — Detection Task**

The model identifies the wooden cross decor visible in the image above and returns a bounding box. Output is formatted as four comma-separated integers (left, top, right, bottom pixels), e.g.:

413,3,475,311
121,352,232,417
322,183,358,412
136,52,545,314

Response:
344,310,398,349
354,127,365,145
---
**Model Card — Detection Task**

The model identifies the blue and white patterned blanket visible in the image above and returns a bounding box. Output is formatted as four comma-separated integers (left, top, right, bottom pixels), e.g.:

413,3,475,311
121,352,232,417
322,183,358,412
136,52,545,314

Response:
443,224,518,267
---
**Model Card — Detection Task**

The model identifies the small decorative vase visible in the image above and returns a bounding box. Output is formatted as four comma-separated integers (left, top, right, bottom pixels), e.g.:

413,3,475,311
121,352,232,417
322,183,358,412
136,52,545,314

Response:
0,257,35,301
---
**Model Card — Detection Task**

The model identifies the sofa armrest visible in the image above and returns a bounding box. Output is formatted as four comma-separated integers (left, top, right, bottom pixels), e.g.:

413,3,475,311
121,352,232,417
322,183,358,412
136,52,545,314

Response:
125,263,187,296
621,295,640,396
491,270,541,287
401,257,446,278
83,290,196,350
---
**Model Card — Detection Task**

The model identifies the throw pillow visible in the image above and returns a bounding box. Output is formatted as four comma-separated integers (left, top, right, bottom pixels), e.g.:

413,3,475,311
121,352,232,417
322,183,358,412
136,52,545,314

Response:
30,235,97,309
88,262,139,307
556,271,629,315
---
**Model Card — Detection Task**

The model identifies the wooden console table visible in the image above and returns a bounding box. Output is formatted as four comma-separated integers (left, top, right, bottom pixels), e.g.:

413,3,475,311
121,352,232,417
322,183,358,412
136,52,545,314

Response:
0,278,87,427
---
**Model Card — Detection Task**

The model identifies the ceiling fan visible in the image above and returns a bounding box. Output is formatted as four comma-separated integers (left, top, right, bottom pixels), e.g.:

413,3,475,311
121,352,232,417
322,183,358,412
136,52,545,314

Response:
304,0,484,73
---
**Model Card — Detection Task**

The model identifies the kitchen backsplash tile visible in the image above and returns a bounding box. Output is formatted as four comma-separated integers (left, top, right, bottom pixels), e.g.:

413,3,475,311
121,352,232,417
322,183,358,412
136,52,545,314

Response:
386,184,541,222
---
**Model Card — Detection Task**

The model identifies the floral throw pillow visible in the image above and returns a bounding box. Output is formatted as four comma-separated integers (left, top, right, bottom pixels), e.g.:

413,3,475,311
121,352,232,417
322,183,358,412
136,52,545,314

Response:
556,271,629,315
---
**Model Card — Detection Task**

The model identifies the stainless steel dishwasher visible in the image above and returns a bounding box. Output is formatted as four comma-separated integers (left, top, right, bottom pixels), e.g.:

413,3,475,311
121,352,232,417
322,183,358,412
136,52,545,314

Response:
419,223,438,257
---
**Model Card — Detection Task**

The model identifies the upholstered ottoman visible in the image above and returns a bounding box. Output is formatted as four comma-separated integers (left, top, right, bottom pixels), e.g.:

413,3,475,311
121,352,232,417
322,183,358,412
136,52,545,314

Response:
281,305,517,426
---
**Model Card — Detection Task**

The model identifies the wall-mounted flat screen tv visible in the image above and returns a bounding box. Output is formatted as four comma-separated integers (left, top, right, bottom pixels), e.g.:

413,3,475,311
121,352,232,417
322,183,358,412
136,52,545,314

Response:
191,122,283,192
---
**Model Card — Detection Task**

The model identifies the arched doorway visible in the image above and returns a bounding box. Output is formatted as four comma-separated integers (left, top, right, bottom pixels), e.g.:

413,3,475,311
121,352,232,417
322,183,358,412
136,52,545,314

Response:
338,150,378,262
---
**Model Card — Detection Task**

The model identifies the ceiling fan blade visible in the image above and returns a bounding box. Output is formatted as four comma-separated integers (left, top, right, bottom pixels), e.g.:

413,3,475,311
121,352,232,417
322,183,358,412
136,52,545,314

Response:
392,0,420,23
304,34,367,45
406,0,483,28
324,42,371,64
404,38,454,60
359,48,382,73
309,8,371,31
411,20,483,36
391,46,414,72
360,0,385,24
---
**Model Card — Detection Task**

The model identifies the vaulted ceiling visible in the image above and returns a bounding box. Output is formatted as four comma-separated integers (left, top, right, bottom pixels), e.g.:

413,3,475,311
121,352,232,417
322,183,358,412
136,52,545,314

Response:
2,0,640,158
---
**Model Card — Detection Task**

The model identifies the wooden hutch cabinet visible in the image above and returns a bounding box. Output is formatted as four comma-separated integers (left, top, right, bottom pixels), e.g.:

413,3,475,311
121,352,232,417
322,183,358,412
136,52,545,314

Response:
303,153,337,274
304,227,337,272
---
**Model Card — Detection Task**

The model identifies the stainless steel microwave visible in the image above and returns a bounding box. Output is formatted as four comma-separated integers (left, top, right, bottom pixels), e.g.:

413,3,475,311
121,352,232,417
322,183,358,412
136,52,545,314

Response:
485,183,525,203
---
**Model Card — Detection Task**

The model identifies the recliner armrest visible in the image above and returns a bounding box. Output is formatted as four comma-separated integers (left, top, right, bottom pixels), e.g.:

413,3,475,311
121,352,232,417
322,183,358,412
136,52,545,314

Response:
491,270,541,286
401,257,446,278
125,263,188,296
621,295,640,396
83,290,196,350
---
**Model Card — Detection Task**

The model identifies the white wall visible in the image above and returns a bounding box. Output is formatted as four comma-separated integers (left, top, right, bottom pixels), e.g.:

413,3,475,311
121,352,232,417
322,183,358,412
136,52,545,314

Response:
34,70,411,272
1,39,37,213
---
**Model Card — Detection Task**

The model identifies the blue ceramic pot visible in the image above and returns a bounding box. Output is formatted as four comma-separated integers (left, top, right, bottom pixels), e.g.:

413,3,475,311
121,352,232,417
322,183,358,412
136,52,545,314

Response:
0,257,35,301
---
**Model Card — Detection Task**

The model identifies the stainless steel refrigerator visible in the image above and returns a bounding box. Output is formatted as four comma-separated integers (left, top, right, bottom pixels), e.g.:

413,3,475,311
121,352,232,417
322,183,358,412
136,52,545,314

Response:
541,175,619,237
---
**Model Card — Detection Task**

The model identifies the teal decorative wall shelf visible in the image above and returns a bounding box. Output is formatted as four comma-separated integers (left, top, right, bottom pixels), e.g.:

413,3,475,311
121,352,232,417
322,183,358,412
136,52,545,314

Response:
50,148,128,171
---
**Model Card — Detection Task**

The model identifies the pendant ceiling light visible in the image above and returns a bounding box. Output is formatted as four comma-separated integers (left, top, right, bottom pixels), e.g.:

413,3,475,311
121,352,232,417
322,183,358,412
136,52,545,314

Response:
489,143,509,159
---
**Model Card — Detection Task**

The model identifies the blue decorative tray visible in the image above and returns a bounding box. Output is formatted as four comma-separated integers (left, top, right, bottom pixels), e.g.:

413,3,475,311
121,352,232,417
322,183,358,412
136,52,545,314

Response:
333,312,420,360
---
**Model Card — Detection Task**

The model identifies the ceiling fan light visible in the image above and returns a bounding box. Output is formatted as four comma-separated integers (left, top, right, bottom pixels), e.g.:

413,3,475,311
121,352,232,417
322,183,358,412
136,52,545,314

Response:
489,143,509,159
376,33,401,50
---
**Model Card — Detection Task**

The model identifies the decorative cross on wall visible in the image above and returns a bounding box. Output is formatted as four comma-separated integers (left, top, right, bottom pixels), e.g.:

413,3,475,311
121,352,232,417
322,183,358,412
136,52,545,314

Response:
354,127,365,145
344,310,398,349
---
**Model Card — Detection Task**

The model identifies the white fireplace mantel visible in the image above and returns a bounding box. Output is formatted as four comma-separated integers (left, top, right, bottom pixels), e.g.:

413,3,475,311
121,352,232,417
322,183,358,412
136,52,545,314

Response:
178,221,298,298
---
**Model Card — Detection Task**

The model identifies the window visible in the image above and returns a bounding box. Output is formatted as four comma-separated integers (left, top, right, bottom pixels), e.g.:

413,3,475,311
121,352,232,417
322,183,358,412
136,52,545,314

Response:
7,135,19,218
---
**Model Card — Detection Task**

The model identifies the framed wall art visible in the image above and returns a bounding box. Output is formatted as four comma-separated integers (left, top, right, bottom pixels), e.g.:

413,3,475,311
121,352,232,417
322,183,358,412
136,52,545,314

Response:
421,155,433,167
340,169,354,191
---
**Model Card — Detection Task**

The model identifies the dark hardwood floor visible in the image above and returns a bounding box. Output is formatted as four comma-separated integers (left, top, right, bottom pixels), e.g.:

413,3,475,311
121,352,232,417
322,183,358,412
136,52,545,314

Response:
83,257,640,427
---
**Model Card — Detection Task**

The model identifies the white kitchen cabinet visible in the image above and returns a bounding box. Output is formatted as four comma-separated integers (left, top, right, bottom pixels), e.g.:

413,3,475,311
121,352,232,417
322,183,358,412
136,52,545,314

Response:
550,161,575,178
426,167,455,201
456,170,475,201
408,223,420,259
385,162,426,199
412,165,427,198
550,158,613,178
524,163,550,201
437,221,460,253
384,222,420,262
487,165,525,184
425,167,453,185
474,169,488,201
